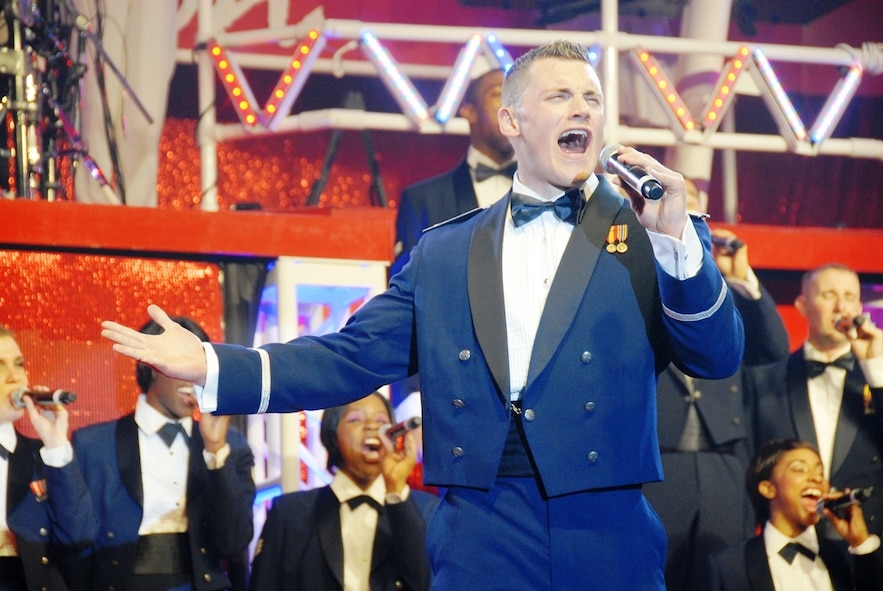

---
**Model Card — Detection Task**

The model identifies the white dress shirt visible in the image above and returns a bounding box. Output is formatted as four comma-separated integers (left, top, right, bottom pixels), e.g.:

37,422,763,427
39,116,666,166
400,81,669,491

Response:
764,522,832,591
804,342,883,480
135,395,192,535
0,422,17,556
466,145,515,208
330,471,404,591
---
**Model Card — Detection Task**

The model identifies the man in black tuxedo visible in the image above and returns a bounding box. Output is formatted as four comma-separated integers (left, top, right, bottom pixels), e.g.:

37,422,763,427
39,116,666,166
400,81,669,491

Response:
249,392,439,591
704,438,883,591
390,65,515,276
748,264,883,541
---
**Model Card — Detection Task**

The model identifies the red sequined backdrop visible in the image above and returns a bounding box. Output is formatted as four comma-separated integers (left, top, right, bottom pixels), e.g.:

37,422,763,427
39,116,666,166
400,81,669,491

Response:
0,251,223,436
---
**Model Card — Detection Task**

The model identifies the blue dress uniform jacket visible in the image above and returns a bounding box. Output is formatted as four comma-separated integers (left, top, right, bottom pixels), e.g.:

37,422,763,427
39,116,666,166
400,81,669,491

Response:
249,486,440,591
208,176,744,498
70,414,255,591
5,432,97,591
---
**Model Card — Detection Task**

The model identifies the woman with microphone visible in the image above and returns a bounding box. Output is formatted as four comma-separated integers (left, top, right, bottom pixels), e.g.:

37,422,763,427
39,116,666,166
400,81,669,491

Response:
0,324,95,591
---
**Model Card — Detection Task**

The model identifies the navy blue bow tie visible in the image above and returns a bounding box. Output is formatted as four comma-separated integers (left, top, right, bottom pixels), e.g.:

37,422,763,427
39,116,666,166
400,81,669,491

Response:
473,162,517,183
779,542,816,563
511,189,584,227
806,353,855,379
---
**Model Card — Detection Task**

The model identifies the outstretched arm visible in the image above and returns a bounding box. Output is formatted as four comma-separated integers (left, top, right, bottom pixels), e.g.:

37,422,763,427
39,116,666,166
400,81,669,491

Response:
101,304,208,386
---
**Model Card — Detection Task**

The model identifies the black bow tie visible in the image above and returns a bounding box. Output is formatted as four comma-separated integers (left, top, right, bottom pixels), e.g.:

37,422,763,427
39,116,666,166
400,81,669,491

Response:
0,443,9,460
473,162,517,183
779,541,816,564
806,353,855,379
346,495,383,512
511,189,584,227
157,422,187,448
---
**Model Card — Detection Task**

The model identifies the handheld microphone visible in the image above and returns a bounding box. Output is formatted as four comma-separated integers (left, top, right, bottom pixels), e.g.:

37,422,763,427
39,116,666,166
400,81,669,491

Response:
10,388,77,409
834,314,868,333
379,416,422,441
710,235,745,253
599,144,664,200
816,486,874,516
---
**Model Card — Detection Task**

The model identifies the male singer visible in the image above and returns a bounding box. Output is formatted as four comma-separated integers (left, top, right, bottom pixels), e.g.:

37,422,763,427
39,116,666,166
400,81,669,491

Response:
101,40,744,590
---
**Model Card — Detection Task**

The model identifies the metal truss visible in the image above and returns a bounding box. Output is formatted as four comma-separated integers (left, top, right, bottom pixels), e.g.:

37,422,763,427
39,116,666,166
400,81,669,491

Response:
189,5,883,210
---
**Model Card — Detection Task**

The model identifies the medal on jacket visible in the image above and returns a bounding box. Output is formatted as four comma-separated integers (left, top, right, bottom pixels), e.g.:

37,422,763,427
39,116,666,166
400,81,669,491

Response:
606,224,628,253
29,479,48,502
864,384,875,415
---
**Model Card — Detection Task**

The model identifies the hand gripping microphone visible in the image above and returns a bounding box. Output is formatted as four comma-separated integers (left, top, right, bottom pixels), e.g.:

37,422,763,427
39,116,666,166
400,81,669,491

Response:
599,144,664,200
816,486,874,517
11,388,77,409
379,416,422,441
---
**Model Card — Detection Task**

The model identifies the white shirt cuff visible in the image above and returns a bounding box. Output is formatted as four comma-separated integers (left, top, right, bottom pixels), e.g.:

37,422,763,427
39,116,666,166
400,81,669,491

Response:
859,356,883,389
195,342,220,413
726,267,762,301
40,441,73,467
385,485,411,505
849,534,881,555
646,217,703,280
203,442,231,470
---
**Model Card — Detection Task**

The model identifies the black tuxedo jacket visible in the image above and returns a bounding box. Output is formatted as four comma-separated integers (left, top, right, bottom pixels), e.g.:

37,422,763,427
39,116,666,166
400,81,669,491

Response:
249,485,440,591
704,534,883,591
70,414,256,591
748,351,883,537
391,158,478,275
5,431,96,591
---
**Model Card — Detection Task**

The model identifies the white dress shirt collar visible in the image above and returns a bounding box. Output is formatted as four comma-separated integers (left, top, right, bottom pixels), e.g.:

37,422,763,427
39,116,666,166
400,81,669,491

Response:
134,393,193,438
0,422,16,455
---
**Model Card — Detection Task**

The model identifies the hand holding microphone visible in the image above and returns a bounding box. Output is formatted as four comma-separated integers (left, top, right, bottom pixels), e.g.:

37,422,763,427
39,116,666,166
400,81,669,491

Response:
380,416,422,444
11,388,77,409
600,144,664,200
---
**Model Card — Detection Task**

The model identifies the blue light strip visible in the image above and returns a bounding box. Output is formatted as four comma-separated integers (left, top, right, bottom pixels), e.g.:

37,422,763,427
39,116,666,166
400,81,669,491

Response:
361,31,429,122
809,64,862,145
434,34,482,124
752,48,807,141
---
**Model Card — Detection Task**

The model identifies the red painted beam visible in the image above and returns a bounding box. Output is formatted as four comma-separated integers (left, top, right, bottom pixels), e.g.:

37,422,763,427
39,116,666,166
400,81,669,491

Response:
1,199,396,262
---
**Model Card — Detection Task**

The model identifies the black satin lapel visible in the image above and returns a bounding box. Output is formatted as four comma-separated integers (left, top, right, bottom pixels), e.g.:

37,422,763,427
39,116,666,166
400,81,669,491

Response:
746,537,776,591
116,414,144,507
787,354,818,448
468,196,510,399
528,180,623,384
317,488,346,589
7,434,35,510
830,369,864,476
819,539,853,591
371,505,393,573
452,161,480,213
187,425,204,501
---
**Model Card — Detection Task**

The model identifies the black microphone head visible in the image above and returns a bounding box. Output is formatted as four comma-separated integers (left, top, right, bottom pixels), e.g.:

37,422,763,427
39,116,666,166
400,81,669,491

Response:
599,144,623,174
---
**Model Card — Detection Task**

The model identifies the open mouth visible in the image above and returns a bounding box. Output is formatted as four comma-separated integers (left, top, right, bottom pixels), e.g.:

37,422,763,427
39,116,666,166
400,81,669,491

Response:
362,436,382,460
802,487,823,511
558,129,588,153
